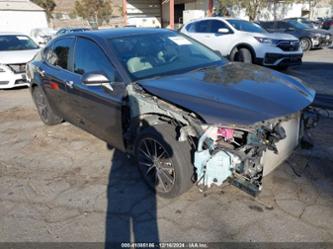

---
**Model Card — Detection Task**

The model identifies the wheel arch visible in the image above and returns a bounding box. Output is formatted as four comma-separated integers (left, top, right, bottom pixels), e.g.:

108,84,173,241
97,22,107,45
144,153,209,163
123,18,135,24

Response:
123,112,197,154
229,43,256,61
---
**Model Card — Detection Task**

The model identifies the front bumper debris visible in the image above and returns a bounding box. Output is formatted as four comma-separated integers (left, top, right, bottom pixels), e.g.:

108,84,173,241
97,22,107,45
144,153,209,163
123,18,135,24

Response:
193,109,318,196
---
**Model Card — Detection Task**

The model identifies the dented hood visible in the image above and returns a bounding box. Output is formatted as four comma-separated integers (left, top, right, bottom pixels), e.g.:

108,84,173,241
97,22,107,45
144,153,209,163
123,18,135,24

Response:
138,62,315,125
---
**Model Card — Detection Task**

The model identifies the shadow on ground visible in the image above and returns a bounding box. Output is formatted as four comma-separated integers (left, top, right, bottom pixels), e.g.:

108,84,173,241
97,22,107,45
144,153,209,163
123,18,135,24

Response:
294,61,333,70
104,149,160,248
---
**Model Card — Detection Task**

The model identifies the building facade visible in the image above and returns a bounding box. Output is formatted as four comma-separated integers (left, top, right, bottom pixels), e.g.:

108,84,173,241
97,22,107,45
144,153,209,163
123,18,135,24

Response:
0,0,48,35
123,0,332,28
124,0,215,28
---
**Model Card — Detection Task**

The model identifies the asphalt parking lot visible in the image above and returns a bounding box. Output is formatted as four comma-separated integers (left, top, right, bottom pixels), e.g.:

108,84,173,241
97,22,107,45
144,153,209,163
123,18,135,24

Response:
0,48,333,243
289,47,333,95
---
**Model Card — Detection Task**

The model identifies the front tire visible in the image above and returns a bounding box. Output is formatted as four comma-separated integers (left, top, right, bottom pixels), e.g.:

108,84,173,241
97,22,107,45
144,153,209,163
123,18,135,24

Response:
300,38,312,51
32,86,62,125
230,47,253,63
135,124,194,198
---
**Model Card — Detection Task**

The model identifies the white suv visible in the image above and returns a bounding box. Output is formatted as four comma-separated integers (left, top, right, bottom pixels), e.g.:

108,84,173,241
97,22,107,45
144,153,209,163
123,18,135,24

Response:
181,17,303,69
0,33,40,89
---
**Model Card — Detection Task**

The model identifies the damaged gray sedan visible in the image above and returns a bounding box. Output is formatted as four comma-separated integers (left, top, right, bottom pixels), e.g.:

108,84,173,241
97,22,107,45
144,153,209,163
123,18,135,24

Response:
27,28,316,198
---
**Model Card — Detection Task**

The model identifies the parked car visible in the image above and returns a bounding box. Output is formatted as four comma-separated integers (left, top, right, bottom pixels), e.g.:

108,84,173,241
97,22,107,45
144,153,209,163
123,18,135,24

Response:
180,17,303,69
0,33,39,89
27,28,316,198
127,15,161,28
260,20,333,51
322,18,333,33
30,28,57,46
284,17,321,29
55,27,90,36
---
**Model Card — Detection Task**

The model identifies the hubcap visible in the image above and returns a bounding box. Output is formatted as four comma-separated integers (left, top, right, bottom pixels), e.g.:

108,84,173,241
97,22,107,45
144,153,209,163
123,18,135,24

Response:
300,40,309,51
137,138,175,193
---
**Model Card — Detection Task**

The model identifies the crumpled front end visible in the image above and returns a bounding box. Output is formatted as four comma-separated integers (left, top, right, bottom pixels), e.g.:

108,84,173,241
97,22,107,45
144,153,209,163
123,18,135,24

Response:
193,110,317,196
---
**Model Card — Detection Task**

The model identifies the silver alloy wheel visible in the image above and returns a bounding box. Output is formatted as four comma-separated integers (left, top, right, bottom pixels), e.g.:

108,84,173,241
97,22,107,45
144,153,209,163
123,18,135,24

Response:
300,38,311,51
137,138,176,193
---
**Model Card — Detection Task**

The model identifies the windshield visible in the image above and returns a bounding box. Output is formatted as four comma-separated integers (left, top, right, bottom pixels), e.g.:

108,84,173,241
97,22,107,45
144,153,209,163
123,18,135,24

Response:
109,32,224,80
0,35,39,51
228,19,266,33
287,20,310,30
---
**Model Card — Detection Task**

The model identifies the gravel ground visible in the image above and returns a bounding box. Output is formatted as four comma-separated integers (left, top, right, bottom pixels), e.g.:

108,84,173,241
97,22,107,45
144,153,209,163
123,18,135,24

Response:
0,49,333,243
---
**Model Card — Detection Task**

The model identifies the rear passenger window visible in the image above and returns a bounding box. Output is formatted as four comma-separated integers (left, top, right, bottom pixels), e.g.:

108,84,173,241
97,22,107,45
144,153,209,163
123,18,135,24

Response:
189,20,210,33
185,23,194,32
47,38,74,70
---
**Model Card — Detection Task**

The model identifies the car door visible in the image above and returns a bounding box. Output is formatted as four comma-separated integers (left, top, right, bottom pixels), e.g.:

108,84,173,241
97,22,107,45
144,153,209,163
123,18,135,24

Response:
39,37,77,122
205,20,235,56
66,37,126,150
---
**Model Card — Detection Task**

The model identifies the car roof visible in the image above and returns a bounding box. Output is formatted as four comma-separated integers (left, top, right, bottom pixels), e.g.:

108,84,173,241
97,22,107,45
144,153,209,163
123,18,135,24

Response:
62,28,172,40
260,20,285,23
223,17,246,21
184,17,250,25
0,32,27,36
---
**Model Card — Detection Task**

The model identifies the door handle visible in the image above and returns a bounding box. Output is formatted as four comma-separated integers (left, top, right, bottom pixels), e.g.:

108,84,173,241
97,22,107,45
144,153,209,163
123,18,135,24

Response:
65,80,74,88
37,67,45,77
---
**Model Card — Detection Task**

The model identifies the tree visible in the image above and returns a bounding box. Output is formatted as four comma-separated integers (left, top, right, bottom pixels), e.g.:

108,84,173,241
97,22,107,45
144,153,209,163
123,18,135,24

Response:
219,0,297,21
244,0,267,21
74,0,113,28
219,0,267,20
31,0,56,19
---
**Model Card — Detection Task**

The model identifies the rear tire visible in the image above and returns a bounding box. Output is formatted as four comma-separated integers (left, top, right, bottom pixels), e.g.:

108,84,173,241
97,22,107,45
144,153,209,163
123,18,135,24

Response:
32,86,62,125
300,38,312,51
135,124,194,198
231,47,253,63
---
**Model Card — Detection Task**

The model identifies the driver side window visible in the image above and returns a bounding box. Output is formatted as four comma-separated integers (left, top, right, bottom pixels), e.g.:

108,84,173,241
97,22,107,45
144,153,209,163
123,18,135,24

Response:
192,20,211,33
74,38,119,82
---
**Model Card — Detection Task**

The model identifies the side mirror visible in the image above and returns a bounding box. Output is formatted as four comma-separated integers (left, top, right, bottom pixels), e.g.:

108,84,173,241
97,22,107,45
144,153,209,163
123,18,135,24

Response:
82,72,114,91
82,72,111,85
217,28,230,34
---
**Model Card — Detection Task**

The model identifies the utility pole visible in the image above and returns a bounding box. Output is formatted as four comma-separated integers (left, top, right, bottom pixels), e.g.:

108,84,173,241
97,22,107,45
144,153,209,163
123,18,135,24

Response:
169,0,174,29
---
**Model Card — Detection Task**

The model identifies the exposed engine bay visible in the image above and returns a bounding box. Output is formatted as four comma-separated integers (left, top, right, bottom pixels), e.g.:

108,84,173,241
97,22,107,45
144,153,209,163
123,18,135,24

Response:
194,111,318,196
